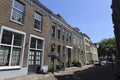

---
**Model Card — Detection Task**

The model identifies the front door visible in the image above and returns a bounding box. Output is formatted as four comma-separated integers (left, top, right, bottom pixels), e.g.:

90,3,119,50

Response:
28,50,41,73
67,48,71,67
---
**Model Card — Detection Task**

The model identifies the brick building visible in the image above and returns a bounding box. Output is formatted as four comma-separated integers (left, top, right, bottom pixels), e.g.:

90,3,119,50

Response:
0,0,98,79
72,27,85,65
90,42,98,62
82,33,91,64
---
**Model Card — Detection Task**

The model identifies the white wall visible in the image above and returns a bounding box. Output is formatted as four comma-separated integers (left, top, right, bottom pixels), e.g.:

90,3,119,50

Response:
0,67,27,80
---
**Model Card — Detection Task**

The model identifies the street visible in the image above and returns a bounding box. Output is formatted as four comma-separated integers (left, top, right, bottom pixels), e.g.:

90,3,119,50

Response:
55,63,120,80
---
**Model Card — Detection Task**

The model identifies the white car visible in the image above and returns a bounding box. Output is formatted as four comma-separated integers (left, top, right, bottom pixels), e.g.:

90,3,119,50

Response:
101,60,107,65
94,61,101,65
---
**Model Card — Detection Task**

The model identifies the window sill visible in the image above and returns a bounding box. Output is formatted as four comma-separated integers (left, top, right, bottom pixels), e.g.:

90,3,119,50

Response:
0,66,21,71
33,28,42,32
10,19,23,26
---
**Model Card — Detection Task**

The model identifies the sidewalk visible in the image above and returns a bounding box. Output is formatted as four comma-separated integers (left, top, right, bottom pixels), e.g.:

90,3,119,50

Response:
5,65,93,80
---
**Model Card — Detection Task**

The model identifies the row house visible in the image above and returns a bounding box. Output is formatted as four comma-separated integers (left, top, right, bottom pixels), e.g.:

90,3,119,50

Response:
72,27,85,65
83,33,91,64
0,0,52,79
0,0,98,79
90,42,98,62
49,14,74,69
82,34,98,64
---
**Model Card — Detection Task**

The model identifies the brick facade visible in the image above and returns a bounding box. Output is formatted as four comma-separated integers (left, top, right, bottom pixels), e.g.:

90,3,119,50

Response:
0,0,98,79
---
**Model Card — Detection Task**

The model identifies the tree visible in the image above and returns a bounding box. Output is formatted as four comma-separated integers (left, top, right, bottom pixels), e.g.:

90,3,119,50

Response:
97,38,117,58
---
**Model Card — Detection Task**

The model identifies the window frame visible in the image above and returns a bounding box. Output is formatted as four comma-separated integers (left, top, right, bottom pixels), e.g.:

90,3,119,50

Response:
0,26,26,70
10,0,25,25
66,31,69,42
58,25,61,39
62,29,65,41
69,32,72,43
34,12,43,32
52,22,56,38
30,37,43,51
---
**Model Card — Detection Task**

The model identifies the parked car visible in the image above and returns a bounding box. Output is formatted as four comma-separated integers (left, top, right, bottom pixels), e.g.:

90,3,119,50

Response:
94,60,101,66
94,60,107,66
101,60,107,65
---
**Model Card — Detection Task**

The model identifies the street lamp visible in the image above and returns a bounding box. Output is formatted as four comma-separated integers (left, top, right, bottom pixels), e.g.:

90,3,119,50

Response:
51,43,56,51
48,43,58,74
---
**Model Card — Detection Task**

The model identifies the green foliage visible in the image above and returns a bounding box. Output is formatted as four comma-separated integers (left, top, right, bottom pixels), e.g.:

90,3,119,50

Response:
97,38,117,57
72,59,82,67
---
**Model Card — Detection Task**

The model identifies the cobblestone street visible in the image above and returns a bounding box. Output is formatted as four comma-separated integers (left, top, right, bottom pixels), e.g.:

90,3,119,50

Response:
5,65,93,80
4,63,120,80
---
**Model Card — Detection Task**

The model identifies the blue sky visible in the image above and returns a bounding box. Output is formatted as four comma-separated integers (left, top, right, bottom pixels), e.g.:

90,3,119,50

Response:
39,0,114,43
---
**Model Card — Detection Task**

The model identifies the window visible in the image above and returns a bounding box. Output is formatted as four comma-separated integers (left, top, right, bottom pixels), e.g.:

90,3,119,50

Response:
58,26,61,39
11,0,24,24
63,46,65,54
34,12,43,31
69,33,72,43
30,37,43,50
57,45,61,61
66,31,69,42
52,23,56,37
0,28,25,67
62,29,65,41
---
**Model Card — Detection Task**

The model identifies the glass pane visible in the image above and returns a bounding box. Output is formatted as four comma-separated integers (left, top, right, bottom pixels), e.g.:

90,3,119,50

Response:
29,51,35,65
52,25,55,37
0,46,10,66
30,38,36,48
12,9,23,23
36,52,41,65
35,12,42,21
34,19,41,30
14,33,22,46
58,26,61,30
14,0,24,11
1,30,12,45
58,30,61,39
11,47,21,66
36,61,40,65
37,40,43,49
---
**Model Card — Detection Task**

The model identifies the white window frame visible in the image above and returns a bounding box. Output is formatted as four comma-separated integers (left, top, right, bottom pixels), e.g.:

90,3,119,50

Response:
0,26,26,70
10,0,24,25
34,12,43,32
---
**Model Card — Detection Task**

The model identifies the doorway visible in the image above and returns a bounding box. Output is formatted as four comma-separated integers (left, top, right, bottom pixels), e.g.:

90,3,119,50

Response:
28,35,44,74
67,48,71,67
28,50,42,73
